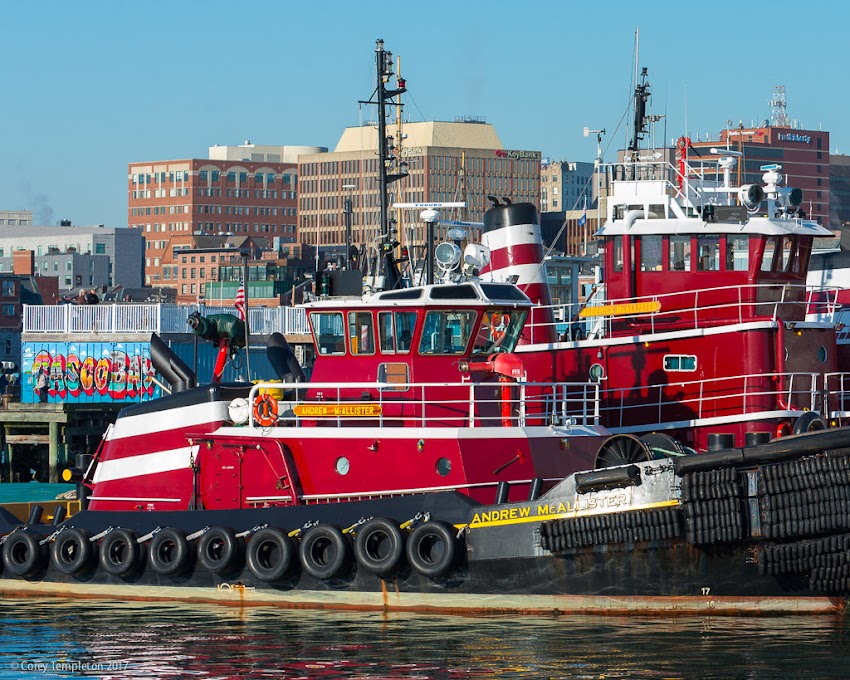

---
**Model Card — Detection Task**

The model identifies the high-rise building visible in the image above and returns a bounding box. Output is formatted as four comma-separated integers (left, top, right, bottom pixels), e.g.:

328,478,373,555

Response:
297,120,540,255
540,159,595,213
830,154,850,230
128,144,324,286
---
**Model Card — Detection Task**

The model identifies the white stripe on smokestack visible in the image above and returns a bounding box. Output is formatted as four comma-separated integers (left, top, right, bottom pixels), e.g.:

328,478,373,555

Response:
480,203,557,344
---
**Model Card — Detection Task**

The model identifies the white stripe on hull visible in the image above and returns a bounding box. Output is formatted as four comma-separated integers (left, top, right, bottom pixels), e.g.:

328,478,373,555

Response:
109,402,229,441
92,446,199,483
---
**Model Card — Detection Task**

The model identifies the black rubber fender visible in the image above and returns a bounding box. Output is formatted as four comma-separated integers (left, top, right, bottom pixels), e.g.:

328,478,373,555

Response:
245,527,296,582
405,521,462,578
299,524,352,581
99,528,143,577
148,528,194,577
3,530,48,578
50,527,95,575
197,526,241,575
793,411,828,435
353,517,405,576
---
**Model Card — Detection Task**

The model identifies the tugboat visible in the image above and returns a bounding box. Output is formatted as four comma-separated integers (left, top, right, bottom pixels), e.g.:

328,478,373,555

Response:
478,68,848,460
3,43,850,616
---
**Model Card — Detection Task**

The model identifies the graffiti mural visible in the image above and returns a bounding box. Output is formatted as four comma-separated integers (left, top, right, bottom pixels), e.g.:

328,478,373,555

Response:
22,342,160,404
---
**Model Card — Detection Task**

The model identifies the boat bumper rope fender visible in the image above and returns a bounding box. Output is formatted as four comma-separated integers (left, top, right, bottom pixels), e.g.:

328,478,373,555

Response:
245,527,296,582
252,393,279,427
299,524,352,581
353,517,406,576
405,520,463,578
197,526,242,575
99,528,144,577
148,528,195,577
2,529,48,578
50,527,96,575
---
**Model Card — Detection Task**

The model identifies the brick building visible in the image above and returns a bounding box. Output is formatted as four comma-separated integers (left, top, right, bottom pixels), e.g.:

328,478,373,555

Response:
128,148,320,286
298,120,540,254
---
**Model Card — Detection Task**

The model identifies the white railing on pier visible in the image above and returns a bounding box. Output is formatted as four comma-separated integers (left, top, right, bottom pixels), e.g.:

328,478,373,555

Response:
23,303,310,336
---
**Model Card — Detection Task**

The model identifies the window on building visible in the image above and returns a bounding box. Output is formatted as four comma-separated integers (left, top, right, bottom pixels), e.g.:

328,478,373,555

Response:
2,281,14,297
2,304,14,317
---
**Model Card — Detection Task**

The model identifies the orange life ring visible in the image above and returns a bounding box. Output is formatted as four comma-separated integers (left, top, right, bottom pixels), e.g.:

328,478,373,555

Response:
490,312,508,341
253,393,279,427
775,420,792,439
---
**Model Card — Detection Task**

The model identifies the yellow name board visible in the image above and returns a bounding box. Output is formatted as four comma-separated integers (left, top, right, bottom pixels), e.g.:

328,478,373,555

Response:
293,403,383,417
579,301,661,318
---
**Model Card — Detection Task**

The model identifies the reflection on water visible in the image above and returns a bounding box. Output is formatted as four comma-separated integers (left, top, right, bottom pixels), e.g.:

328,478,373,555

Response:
0,598,849,679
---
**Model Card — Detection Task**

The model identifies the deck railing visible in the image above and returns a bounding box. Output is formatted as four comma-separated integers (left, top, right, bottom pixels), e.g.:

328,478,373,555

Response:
23,304,310,336
526,283,841,343
599,371,837,431
247,380,601,430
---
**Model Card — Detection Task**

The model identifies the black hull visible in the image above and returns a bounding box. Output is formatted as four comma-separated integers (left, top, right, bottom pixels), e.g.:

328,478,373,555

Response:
5,428,850,615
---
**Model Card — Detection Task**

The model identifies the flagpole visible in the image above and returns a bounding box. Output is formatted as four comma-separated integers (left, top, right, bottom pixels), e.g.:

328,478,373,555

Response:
242,251,251,383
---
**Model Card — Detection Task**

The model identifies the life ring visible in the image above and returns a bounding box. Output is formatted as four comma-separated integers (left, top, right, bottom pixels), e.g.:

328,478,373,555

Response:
50,527,95,575
299,524,352,581
197,526,241,575
99,528,143,577
793,411,828,435
490,312,508,341
148,528,194,577
775,420,793,439
354,517,405,576
245,527,296,582
405,521,462,578
253,393,279,427
2,530,48,578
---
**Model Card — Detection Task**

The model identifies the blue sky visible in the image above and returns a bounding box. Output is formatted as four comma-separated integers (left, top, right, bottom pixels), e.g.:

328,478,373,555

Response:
1,0,845,227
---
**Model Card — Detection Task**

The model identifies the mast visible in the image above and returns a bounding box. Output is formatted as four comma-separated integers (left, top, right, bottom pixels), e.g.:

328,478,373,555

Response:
360,39,408,289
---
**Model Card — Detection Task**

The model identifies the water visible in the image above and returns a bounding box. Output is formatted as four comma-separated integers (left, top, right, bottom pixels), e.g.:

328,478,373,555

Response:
0,483,74,504
0,598,849,679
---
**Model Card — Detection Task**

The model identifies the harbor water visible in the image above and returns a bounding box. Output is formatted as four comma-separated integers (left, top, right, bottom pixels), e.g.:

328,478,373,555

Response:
3,485,850,678
1,598,850,679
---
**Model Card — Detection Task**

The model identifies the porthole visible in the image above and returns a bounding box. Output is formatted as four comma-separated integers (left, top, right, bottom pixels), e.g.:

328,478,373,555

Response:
589,363,606,382
818,346,828,363
335,457,350,476
436,457,451,476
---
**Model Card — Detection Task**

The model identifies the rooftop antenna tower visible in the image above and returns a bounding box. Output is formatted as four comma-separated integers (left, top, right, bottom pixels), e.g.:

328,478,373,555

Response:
769,85,791,128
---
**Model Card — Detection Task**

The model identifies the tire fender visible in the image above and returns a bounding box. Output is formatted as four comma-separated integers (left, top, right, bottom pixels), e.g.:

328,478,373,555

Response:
299,524,352,581
3,530,48,578
99,528,143,577
197,526,241,575
405,521,462,578
50,527,95,575
353,517,405,576
148,528,194,577
245,528,296,583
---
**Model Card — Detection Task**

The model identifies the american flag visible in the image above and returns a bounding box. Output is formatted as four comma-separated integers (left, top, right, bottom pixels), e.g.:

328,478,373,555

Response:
234,280,246,321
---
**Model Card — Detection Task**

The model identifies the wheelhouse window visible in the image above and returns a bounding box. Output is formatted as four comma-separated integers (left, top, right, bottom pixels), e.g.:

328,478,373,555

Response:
639,235,663,271
669,235,691,271
612,235,624,272
348,311,375,355
696,235,720,271
780,237,794,272
418,310,477,355
760,236,778,272
378,311,418,354
310,312,346,355
472,310,529,355
726,235,749,271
